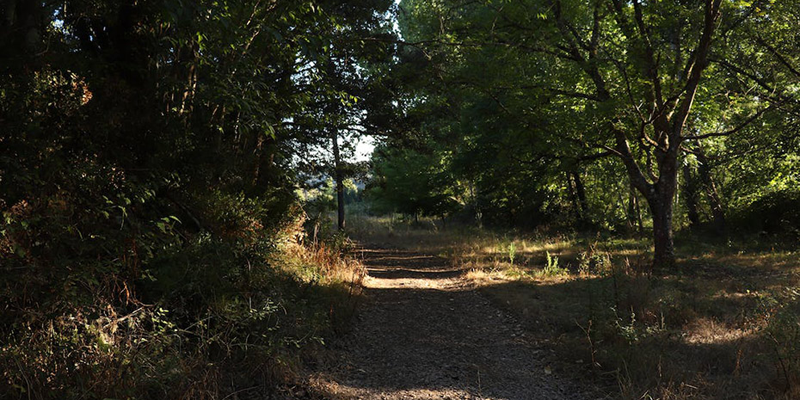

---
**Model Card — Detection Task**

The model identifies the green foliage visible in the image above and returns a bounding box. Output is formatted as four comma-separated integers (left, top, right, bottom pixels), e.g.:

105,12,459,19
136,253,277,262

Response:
538,251,567,277
577,247,613,276
367,145,461,218
372,0,800,270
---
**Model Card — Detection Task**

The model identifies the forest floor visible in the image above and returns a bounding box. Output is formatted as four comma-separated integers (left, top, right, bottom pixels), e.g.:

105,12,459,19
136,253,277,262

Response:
308,245,603,400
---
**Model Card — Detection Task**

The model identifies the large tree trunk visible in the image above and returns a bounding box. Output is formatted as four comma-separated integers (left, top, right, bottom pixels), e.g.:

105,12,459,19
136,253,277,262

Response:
619,144,681,269
649,195,675,269
647,156,680,270
332,131,345,231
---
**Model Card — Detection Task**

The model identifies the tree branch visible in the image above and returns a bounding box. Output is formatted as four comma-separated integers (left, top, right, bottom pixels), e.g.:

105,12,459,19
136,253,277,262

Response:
670,0,722,147
755,36,800,80
683,106,773,140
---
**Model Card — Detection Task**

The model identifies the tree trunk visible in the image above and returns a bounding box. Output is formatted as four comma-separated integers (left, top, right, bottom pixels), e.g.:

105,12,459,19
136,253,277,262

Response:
332,131,345,231
695,145,725,232
566,172,582,221
648,193,676,270
683,163,701,228
572,171,589,216
646,156,680,270
567,171,589,225
635,192,644,234
627,186,643,233
621,143,681,269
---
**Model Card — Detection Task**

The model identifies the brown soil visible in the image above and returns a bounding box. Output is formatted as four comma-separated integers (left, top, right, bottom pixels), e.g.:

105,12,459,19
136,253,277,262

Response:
309,246,603,400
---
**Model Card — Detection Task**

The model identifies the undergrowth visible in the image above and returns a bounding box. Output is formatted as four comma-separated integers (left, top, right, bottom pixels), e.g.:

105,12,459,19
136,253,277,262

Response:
1,202,363,399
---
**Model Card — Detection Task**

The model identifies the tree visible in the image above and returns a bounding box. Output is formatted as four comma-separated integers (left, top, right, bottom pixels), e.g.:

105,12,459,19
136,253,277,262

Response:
286,1,396,231
368,143,461,221
395,0,777,268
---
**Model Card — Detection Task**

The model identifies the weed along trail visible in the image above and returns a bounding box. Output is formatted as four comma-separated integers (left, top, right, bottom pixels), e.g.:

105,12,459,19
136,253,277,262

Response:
312,246,598,400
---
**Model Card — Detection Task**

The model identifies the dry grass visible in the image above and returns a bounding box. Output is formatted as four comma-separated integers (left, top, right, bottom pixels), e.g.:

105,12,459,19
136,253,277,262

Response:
350,214,800,399
277,237,367,336
281,240,366,289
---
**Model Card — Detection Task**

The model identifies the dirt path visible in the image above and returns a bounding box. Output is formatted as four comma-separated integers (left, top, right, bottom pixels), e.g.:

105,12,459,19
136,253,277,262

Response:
311,246,601,400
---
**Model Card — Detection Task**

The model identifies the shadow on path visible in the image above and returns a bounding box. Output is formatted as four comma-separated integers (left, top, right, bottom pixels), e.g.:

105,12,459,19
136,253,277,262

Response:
312,247,599,400
359,249,465,281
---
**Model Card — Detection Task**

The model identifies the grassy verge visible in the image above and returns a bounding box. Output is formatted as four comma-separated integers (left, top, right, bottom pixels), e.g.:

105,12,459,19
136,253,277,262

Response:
349,214,800,399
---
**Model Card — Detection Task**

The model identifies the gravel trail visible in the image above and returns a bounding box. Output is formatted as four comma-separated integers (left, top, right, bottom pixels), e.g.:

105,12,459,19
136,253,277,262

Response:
312,247,600,400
